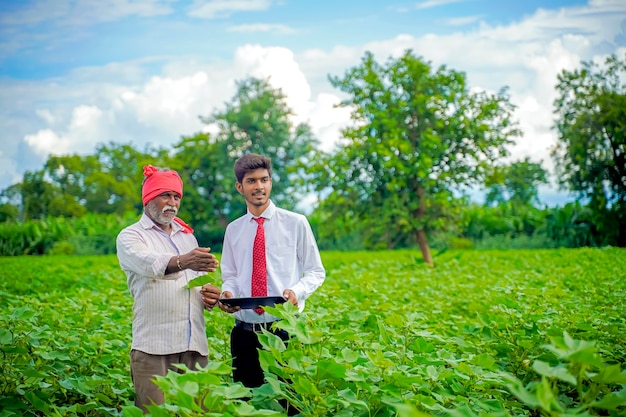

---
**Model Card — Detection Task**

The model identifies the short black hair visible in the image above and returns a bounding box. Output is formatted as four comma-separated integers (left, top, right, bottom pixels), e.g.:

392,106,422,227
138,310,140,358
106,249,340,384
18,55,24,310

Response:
234,154,272,183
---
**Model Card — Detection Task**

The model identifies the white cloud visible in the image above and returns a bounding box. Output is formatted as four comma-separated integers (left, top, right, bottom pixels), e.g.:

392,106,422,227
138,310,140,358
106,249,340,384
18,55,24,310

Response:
235,45,310,100
25,105,105,157
415,0,468,10
224,45,351,151
3,0,625,200
0,0,174,26
188,0,273,19
25,129,68,157
313,2,625,178
14,45,339,166
35,109,56,125
110,71,220,142
12,42,351,176
304,93,352,152
227,23,295,34
0,149,19,188
445,15,483,26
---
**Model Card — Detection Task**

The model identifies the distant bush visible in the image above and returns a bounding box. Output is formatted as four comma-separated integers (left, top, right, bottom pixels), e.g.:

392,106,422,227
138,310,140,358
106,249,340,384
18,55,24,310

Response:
448,236,474,249
49,240,76,255
0,212,138,256
474,232,557,250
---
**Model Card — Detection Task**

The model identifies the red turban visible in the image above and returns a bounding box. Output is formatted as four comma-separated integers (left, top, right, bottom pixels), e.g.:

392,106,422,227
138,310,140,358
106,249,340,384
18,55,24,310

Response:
142,165,183,205
141,165,193,233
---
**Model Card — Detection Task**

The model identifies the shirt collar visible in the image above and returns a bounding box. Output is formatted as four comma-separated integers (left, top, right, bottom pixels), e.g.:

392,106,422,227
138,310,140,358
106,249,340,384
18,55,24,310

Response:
246,199,275,222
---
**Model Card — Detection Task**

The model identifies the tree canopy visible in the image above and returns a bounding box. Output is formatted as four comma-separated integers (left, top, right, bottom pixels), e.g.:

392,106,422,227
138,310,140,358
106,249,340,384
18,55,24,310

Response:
310,50,520,264
2,53,625,254
485,158,548,208
171,77,319,247
552,53,626,245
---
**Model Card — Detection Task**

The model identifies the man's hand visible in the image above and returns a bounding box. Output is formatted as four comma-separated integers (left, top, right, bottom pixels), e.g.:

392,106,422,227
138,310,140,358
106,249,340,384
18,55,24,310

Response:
217,291,240,313
200,284,220,310
180,247,219,272
283,289,298,307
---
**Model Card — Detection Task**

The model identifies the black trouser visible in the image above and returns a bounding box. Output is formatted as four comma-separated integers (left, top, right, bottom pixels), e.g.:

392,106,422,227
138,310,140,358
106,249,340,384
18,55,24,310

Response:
230,321,289,388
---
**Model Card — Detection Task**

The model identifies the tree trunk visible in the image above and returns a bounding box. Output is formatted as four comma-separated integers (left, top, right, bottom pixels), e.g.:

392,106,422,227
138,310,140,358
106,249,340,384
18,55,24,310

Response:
416,228,434,267
414,185,434,267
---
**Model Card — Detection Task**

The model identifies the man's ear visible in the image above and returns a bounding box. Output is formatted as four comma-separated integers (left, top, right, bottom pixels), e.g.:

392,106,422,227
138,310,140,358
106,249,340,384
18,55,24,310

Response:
235,182,243,195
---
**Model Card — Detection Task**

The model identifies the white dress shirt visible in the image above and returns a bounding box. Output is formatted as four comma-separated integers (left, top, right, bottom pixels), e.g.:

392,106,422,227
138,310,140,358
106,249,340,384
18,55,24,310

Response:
116,213,209,355
220,200,326,323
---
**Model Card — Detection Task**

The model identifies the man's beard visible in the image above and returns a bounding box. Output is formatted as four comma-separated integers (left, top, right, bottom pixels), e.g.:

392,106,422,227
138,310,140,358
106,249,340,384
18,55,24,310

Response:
146,201,178,226
248,190,267,206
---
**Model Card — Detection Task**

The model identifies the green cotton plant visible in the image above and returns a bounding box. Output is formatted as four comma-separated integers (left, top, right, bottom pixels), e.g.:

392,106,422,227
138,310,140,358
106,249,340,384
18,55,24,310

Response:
501,331,626,416
0,304,130,416
124,361,284,417
0,256,134,416
0,305,53,416
254,303,442,417
1,249,625,416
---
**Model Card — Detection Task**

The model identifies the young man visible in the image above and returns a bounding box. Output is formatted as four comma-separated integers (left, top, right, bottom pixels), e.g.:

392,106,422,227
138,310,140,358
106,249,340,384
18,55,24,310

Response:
218,153,326,389
116,165,221,412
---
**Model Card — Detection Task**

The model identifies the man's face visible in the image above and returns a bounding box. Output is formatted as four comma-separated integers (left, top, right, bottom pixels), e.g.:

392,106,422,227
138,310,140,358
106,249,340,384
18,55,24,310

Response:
236,168,272,209
145,191,181,226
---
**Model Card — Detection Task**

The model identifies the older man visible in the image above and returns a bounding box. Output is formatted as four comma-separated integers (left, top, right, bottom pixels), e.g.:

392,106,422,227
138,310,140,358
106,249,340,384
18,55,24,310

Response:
116,165,221,412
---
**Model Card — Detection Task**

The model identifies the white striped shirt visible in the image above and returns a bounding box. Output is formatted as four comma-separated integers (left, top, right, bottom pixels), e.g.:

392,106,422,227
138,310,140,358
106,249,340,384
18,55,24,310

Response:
220,200,326,323
116,213,209,355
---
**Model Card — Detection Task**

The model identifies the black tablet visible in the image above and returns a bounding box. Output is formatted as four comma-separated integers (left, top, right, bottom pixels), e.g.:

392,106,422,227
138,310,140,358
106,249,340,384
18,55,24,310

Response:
218,296,286,309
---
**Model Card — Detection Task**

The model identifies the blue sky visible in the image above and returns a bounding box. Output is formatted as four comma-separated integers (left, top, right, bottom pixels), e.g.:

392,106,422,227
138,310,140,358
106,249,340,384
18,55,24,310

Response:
1,0,625,208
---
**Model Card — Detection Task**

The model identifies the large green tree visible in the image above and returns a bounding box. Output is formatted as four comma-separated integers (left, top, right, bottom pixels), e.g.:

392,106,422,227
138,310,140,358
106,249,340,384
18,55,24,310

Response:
552,53,626,246
173,77,319,248
485,158,548,207
1,142,165,221
169,133,232,248
0,170,82,221
43,142,166,216
471,158,550,241
313,50,520,264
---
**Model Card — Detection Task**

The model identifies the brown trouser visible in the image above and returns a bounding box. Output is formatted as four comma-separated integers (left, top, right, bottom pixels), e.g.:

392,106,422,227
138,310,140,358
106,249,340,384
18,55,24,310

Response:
130,349,208,413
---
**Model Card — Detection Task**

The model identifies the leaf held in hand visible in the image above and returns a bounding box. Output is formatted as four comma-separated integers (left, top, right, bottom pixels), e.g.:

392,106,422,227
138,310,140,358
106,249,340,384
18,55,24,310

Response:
184,275,212,288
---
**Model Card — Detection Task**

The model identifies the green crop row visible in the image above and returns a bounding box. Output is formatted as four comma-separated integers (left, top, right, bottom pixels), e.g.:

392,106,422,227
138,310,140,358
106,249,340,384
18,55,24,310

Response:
1,248,625,416
0,213,137,256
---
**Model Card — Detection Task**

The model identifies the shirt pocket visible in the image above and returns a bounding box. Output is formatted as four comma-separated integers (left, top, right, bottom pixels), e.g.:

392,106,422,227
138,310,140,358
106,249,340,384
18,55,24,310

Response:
266,244,297,279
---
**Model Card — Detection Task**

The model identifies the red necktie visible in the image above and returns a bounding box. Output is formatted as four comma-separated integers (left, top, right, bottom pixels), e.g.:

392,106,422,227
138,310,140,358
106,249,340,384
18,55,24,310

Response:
251,217,266,314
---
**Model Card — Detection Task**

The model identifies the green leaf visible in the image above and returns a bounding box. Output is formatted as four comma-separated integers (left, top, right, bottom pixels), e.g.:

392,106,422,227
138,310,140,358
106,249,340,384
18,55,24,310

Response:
532,360,577,385
314,360,347,380
23,391,49,412
120,405,144,417
471,353,496,370
214,384,251,399
330,388,369,409
0,329,11,344
184,274,213,288
21,368,50,378
501,373,540,408
392,401,433,417
257,331,287,354
536,377,563,413
291,375,321,396
591,390,626,410
592,364,626,384
339,347,360,363
426,365,439,381
145,405,173,417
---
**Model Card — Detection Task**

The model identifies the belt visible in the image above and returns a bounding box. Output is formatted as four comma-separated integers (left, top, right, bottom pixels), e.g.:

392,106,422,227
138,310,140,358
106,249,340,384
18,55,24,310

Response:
234,319,278,332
